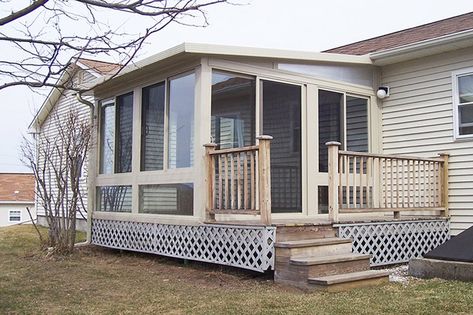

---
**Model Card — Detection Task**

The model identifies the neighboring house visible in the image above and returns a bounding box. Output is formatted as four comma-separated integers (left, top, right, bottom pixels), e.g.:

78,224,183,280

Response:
28,58,120,231
0,173,35,227
30,12,473,289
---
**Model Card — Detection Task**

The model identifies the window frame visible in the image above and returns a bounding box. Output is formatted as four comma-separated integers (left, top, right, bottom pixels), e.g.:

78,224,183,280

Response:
452,67,473,140
8,210,21,222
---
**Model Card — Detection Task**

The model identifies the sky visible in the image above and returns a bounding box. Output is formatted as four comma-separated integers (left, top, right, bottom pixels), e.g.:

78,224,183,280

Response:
1,0,473,173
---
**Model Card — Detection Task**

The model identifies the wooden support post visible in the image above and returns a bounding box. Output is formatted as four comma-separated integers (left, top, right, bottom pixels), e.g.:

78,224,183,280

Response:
204,143,218,222
439,153,450,217
326,142,341,223
257,135,272,226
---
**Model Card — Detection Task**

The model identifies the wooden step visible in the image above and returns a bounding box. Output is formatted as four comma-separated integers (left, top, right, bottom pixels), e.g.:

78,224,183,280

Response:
308,270,390,292
276,253,371,286
275,237,351,248
275,238,352,259
276,224,336,242
290,253,371,266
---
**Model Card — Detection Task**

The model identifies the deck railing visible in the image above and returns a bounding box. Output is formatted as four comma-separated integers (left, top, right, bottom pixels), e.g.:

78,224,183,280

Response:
204,136,272,224
327,142,449,222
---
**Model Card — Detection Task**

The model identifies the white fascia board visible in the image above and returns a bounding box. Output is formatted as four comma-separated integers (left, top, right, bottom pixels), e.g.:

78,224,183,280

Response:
371,29,473,65
0,200,34,205
183,42,372,65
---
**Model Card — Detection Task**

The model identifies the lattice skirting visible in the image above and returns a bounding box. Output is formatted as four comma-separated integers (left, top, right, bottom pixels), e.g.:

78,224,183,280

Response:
337,220,450,266
91,219,276,273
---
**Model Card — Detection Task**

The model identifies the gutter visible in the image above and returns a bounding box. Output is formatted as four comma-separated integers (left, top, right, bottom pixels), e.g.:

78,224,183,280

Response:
74,92,96,246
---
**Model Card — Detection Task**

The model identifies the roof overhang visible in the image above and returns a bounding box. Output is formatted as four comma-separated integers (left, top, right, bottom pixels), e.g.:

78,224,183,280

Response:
370,29,473,65
90,42,373,93
28,65,77,133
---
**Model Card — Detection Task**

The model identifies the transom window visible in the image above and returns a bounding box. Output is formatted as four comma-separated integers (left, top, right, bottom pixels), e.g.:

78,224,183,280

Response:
453,70,473,138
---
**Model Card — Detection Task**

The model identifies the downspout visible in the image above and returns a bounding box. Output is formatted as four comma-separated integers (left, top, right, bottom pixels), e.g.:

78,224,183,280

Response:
75,91,96,246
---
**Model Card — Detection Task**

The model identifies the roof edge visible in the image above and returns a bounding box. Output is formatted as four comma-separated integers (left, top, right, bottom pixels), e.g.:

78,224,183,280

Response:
370,29,473,65
88,42,373,90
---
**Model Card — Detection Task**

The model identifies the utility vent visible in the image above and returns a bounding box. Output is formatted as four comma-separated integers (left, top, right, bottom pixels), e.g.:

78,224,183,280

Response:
92,219,276,272
337,220,450,266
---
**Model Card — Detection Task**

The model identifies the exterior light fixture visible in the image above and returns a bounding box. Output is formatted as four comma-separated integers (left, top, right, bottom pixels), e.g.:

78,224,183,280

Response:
377,86,390,99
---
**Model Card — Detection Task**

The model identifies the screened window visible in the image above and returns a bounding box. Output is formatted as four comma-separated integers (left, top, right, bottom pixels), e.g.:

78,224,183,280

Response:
168,72,195,168
318,91,369,172
141,82,165,171
115,92,134,173
96,186,132,212
318,90,343,172
139,183,193,215
9,210,21,222
99,101,115,174
454,72,473,137
211,71,256,149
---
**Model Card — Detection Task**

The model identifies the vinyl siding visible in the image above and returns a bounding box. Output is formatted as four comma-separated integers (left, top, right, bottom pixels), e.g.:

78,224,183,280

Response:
381,46,473,235
36,70,94,220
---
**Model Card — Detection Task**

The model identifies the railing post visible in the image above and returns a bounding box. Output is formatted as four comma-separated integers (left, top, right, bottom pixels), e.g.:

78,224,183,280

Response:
204,143,218,222
257,135,273,225
439,153,450,217
326,142,341,223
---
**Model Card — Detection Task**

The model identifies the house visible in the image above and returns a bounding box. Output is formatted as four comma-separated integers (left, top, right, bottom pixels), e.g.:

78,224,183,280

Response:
0,173,35,227
28,58,120,231
32,12,473,289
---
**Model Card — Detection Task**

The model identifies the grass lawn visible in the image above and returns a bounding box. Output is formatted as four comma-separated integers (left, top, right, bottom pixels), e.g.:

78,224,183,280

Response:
1,225,472,315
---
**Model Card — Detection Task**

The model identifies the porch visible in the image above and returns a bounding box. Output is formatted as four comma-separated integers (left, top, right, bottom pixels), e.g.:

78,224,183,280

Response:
91,140,450,289
203,137,450,226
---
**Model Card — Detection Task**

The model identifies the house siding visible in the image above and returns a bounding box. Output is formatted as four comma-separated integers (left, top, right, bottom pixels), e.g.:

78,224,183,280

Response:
36,70,94,223
381,46,473,235
0,203,35,227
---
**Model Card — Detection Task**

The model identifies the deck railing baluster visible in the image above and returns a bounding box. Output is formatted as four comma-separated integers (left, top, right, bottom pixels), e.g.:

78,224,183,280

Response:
327,146,449,220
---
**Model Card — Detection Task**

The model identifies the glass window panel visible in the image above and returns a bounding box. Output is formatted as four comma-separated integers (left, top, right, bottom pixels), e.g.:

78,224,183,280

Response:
346,96,368,152
459,104,473,135
458,74,473,103
168,72,195,168
318,186,328,214
211,71,256,149
115,92,134,173
141,82,165,171
9,210,21,222
262,80,302,213
139,184,193,215
319,90,343,172
99,102,115,174
96,186,132,212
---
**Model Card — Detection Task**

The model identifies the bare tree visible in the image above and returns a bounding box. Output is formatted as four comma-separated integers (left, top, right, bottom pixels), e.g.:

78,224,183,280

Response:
0,0,229,92
22,110,92,254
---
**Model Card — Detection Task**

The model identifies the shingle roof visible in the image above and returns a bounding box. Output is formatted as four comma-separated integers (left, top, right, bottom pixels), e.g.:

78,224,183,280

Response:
0,173,35,202
77,58,121,75
324,12,473,55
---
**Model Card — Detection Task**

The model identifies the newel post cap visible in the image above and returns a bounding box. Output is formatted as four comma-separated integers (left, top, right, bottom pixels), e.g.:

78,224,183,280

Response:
325,141,341,147
438,152,450,157
203,143,218,148
257,135,273,140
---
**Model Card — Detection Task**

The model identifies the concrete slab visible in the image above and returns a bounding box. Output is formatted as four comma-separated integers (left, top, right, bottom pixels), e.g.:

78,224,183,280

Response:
409,258,473,281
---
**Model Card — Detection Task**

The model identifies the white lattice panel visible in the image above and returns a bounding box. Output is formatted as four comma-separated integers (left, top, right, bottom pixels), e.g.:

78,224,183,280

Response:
92,219,275,272
337,220,450,266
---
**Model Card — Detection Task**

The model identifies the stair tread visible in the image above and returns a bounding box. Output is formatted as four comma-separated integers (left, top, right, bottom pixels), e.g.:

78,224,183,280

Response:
275,237,351,248
308,270,390,285
290,253,371,266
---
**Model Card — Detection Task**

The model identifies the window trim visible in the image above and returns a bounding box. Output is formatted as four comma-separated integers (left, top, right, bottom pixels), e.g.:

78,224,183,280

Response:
452,67,473,140
8,210,21,222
